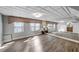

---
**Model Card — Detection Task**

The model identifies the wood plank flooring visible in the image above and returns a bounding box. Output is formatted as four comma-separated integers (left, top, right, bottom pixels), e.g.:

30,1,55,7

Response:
2,34,79,52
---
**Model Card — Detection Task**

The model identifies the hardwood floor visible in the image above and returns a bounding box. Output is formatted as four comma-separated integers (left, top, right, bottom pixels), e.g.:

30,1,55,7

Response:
1,34,79,52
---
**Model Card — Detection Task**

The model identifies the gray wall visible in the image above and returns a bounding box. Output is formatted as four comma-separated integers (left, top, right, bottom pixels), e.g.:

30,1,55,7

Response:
0,14,3,46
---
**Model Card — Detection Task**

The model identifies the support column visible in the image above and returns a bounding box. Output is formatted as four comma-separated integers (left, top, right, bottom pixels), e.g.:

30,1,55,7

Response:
55,23,58,32
0,14,3,46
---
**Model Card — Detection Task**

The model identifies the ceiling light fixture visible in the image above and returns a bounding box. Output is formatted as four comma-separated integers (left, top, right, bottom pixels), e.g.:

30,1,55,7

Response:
33,12,43,17
59,21,65,23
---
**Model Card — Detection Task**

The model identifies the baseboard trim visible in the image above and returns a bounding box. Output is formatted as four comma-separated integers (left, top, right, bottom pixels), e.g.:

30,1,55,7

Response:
3,33,41,44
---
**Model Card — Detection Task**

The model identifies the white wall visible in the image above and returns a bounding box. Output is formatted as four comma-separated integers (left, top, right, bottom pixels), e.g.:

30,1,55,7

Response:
3,16,41,42
57,22,67,32
0,14,3,46
73,23,79,33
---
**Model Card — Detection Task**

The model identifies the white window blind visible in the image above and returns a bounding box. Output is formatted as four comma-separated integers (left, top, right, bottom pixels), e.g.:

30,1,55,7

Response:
14,22,24,33
30,23,40,31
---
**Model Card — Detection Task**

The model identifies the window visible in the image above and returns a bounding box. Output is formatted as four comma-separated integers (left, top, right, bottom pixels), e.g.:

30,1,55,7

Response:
36,23,40,31
47,24,53,29
30,23,40,31
14,22,24,33
47,23,56,32
30,23,35,31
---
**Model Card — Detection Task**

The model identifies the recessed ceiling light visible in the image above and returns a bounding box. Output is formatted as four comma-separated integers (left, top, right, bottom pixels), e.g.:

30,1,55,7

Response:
33,12,43,17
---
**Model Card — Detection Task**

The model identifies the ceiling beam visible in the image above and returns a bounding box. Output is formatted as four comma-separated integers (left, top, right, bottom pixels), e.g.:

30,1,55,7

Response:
49,6,66,17
66,6,71,14
66,6,76,18
61,6,72,18
39,6,62,17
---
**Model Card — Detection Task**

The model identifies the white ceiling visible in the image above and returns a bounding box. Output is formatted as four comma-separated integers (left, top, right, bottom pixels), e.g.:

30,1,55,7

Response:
0,6,79,23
